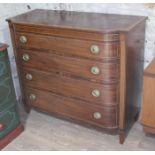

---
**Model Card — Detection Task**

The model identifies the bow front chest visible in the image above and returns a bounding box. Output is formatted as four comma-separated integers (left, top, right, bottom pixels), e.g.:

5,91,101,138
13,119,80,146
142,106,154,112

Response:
7,9,146,144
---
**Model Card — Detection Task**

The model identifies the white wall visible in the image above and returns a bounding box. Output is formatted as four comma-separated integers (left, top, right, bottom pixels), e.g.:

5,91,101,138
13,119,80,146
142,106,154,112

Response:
0,3,155,99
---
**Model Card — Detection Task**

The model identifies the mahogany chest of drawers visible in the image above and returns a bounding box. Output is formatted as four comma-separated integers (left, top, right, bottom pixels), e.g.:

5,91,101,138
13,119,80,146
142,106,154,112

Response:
7,9,146,144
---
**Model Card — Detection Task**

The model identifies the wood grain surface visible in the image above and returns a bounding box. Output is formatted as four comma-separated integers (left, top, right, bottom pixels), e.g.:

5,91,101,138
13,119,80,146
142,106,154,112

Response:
7,9,146,32
18,49,119,83
21,68,119,106
15,32,120,61
24,87,118,128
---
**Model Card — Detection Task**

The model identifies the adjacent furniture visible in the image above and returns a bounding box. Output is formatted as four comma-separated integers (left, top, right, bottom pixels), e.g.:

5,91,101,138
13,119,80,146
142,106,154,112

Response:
140,58,155,134
7,9,146,144
0,43,23,150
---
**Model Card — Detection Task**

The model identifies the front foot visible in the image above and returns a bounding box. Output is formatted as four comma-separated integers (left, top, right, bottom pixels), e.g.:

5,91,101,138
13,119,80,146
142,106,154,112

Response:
119,129,125,144
24,105,31,113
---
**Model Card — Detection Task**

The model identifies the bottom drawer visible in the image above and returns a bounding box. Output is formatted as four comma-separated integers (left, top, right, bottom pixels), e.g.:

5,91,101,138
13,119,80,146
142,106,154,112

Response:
25,88,118,129
0,105,20,139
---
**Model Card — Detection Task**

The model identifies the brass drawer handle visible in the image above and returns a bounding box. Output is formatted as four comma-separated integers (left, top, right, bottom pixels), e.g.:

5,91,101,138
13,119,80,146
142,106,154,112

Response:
20,36,27,44
29,94,36,101
93,112,102,119
23,54,30,61
91,89,100,97
90,45,100,54
26,73,33,80
91,66,100,75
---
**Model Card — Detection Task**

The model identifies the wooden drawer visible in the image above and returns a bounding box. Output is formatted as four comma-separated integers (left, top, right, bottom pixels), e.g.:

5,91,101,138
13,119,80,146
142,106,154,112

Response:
24,87,118,128
21,68,118,106
15,32,120,61
18,50,119,83
14,24,120,42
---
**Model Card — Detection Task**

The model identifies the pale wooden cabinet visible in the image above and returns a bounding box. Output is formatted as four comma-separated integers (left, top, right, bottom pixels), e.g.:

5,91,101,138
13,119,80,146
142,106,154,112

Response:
141,58,155,134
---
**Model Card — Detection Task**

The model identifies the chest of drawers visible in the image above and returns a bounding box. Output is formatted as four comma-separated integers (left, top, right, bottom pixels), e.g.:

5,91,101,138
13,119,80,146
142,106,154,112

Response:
7,9,146,144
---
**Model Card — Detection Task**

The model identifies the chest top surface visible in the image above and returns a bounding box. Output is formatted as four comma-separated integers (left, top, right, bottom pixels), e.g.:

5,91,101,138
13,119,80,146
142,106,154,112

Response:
7,9,147,33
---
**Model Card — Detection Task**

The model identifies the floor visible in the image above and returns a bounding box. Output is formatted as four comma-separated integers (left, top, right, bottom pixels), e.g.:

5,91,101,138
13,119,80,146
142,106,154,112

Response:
3,106,155,151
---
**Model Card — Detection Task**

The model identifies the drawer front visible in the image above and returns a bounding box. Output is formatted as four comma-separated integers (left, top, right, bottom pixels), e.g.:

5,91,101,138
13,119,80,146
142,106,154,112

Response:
24,87,118,128
15,24,120,42
0,105,20,139
15,32,120,61
18,50,119,83
21,68,118,106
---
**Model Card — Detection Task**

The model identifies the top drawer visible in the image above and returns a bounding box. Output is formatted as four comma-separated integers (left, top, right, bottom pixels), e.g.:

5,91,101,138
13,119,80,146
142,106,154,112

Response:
15,32,120,61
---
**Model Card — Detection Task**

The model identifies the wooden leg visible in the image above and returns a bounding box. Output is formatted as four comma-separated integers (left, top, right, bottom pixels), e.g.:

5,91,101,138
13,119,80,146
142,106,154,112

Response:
18,97,31,113
24,105,31,113
134,111,139,121
22,99,31,113
119,129,125,144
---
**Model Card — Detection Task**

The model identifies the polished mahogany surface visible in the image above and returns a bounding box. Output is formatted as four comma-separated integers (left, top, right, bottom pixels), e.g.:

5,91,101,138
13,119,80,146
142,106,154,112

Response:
8,9,146,32
7,9,146,144
25,87,118,128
